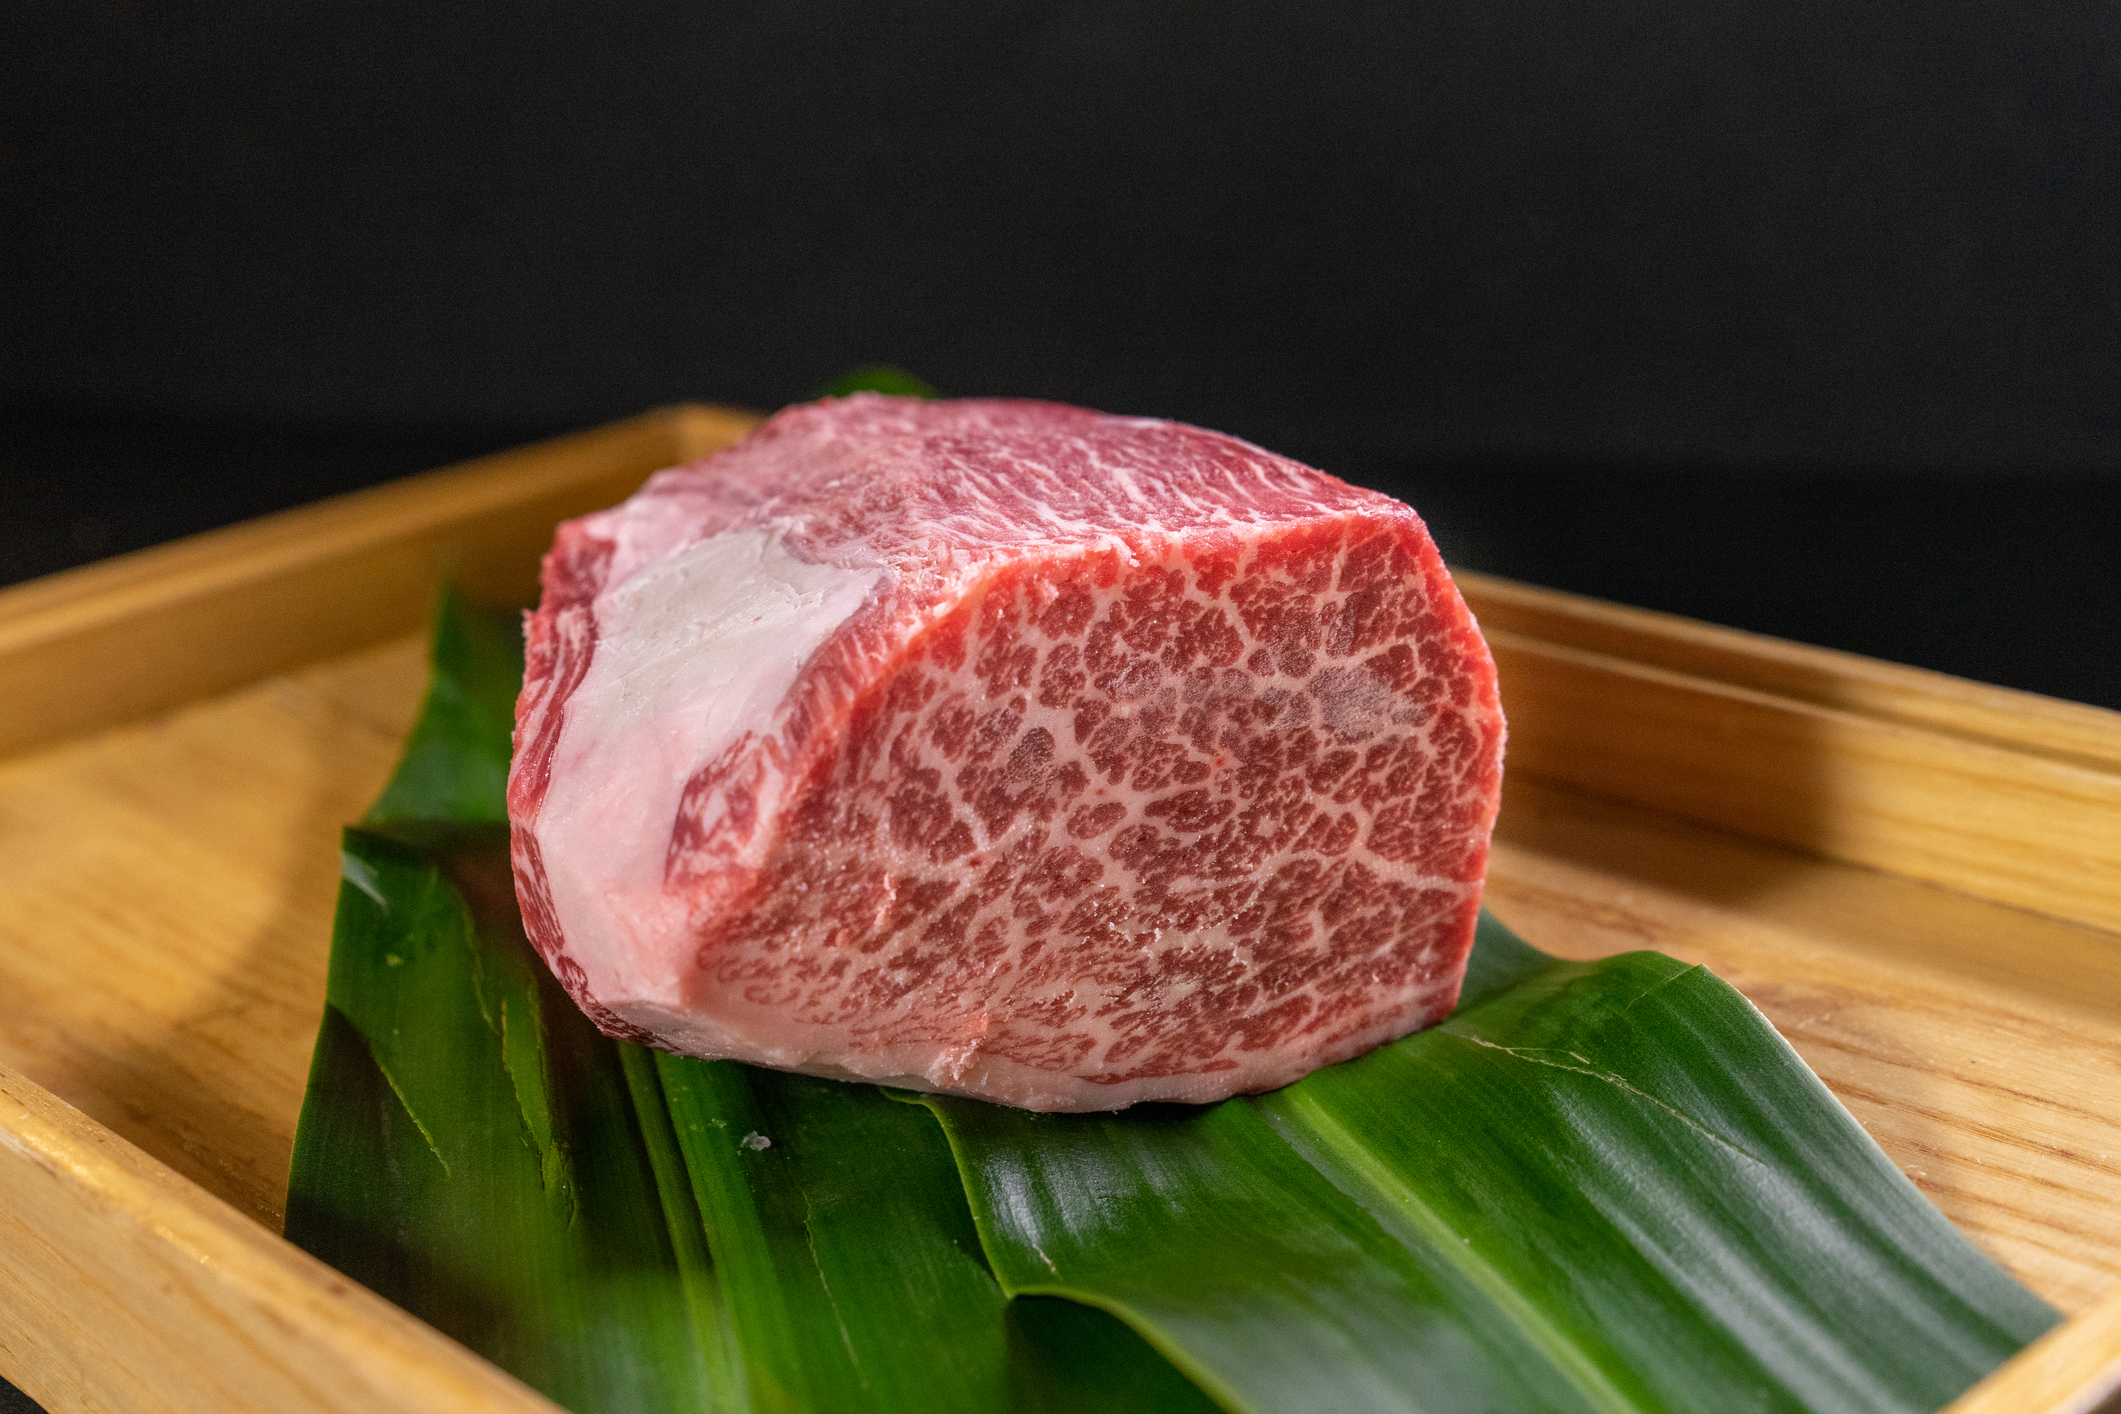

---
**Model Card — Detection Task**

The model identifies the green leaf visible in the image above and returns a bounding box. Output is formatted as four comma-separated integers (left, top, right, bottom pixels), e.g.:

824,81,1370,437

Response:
294,586,2055,1414
365,583,523,830
815,365,941,400
915,915,2057,1414
290,589,1210,1413
650,1055,1220,1414
288,834,723,1413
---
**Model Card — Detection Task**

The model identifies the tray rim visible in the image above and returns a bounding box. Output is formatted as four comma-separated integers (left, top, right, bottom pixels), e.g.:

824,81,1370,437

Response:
1,405,2115,1414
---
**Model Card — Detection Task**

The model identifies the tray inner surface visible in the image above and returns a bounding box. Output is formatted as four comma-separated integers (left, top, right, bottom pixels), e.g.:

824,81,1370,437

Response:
1,630,2116,1315
1,405,2116,1413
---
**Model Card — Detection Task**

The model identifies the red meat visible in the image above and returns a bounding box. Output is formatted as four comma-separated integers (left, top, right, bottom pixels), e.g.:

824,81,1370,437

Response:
509,395,1504,1110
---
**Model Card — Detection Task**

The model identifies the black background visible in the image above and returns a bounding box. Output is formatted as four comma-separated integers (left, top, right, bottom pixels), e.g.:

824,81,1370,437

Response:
4,0,2121,605
1,7,2118,1409
7,2,2119,709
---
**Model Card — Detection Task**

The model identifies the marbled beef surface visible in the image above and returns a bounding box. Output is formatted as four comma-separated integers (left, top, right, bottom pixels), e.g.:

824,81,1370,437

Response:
509,395,1504,1110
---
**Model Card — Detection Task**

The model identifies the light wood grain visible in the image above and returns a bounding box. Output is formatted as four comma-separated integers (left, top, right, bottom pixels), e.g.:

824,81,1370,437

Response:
0,403,757,762
0,1062,563,1414
1943,1282,2121,1414
1460,572,2121,772
3,625,2115,1410
0,637,427,1225
1486,624,2121,938
1,408,2116,1411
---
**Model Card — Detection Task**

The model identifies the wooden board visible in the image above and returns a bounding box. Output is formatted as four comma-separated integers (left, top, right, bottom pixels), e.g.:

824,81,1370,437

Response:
1,405,2116,1414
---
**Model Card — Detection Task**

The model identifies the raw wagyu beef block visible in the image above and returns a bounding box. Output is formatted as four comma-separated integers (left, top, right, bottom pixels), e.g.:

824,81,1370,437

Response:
509,395,1505,1111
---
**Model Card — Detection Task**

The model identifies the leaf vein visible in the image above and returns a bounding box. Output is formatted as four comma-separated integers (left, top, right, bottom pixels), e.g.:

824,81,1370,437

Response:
1278,1091,1640,1414
1456,1036,1767,1165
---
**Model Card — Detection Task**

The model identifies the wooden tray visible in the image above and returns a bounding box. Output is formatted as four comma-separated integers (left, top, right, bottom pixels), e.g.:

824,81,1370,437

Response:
1,406,2116,1414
